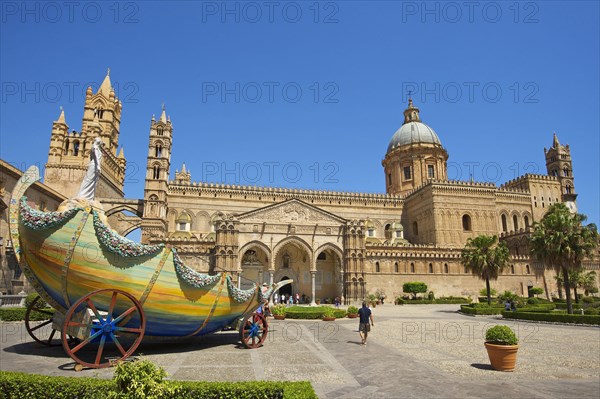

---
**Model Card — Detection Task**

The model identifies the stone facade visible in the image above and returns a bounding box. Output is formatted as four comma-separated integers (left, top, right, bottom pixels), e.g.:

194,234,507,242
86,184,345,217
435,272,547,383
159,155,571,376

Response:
5,71,598,303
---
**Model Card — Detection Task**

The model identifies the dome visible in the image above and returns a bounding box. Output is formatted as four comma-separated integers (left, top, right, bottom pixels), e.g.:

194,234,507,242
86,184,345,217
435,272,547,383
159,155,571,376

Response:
387,121,442,153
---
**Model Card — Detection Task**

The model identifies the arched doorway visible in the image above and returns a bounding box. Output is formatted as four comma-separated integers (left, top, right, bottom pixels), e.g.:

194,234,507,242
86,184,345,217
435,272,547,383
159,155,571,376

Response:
278,276,292,298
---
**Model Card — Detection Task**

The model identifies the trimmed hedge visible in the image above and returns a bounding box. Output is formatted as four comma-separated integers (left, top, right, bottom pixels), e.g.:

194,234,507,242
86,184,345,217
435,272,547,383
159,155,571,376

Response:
0,307,54,321
502,311,600,325
0,371,317,399
460,304,555,315
401,297,471,305
285,306,347,319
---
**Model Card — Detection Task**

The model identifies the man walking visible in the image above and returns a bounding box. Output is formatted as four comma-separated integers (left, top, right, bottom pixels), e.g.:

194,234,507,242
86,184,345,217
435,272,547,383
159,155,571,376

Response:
358,301,374,345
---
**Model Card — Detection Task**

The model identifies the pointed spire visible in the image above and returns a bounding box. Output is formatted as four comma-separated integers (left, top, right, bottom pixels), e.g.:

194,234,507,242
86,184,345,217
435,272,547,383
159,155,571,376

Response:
181,162,187,173
98,68,112,96
552,132,560,148
118,147,125,159
160,104,167,123
56,106,66,125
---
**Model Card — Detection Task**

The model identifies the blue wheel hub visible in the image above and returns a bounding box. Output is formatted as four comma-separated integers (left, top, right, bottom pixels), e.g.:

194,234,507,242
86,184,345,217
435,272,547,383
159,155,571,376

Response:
249,322,260,337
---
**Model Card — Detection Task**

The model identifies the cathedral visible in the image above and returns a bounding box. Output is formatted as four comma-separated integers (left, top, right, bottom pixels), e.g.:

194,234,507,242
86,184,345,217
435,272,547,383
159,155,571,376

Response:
3,71,596,301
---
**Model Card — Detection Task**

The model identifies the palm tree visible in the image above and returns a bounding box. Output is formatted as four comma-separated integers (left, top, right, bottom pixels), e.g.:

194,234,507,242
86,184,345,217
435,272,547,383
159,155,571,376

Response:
461,235,510,305
530,203,598,314
581,271,597,296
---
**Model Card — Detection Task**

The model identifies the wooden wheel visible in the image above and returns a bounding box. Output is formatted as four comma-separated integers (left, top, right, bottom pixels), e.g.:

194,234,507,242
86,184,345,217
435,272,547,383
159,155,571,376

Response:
239,312,268,349
62,289,145,369
25,296,64,346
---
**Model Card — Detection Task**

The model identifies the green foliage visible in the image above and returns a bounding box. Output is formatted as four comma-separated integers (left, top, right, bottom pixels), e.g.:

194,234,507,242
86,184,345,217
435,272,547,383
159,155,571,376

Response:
582,296,594,304
25,293,47,310
427,291,435,300
485,325,518,345
529,287,544,295
584,308,599,315
502,311,600,325
271,304,287,316
402,282,428,298
285,306,346,319
498,290,518,302
479,288,497,297
461,235,510,305
0,307,54,321
110,359,171,399
527,298,540,305
394,297,404,305
461,303,554,315
460,305,504,315
347,305,359,314
322,306,336,318
529,203,599,314
0,370,317,399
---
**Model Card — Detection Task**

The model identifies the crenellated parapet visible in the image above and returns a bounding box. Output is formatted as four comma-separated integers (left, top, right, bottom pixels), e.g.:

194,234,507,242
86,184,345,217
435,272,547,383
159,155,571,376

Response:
167,181,404,207
501,173,559,189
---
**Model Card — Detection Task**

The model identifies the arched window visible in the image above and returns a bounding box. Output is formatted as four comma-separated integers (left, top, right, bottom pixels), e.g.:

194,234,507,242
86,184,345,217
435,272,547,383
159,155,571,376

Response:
155,145,162,158
510,265,515,274
410,263,415,273
444,263,449,274
153,166,160,179
563,168,569,177
73,140,80,156
462,214,472,231
513,215,518,231
427,165,435,178
157,127,164,136
428,263,433,273
526,265,531,274
375,262,380,273
501,214,507,232
394,262,399,273
413,222,418,236
524,216,530,229
64,138,70,154
384,224,392,239
566,185,572,194
317,252,326,261
388,173,392,186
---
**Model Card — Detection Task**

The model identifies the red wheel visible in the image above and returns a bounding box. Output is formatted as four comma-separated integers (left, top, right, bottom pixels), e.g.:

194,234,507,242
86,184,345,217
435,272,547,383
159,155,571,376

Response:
239,312,268,349
25,296,66,346
62,289,145,369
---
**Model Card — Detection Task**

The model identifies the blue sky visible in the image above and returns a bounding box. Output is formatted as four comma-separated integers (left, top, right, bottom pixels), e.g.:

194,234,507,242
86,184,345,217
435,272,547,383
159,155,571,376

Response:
1,1,599,227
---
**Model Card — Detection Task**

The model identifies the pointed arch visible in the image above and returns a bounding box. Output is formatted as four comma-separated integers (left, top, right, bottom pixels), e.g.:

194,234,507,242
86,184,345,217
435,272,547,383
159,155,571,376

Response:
273,236,313,267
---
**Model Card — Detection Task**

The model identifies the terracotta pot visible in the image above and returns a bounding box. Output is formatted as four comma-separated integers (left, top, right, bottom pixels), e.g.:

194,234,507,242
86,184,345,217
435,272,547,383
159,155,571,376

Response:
348,314,358,319
322,317,336,321
273,315,286,320
484,342,519,371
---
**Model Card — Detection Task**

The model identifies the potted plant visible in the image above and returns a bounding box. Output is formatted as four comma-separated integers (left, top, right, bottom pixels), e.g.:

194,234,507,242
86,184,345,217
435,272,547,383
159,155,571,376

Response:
315,298,321,305
484,325,519,371
272,304,287,320
347,305,359,318
322,306,336,321
368,294,378,308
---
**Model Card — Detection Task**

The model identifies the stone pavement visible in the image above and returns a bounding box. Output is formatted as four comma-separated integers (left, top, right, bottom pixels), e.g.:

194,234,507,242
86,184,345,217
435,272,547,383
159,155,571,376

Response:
1,305,599,398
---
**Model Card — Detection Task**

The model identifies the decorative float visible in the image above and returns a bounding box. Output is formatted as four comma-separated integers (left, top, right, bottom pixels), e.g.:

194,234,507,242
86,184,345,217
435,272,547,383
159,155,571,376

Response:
9,163,290,369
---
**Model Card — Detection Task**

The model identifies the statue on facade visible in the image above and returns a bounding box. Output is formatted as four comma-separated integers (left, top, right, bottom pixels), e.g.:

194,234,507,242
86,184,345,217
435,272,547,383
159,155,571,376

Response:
76,137,103,200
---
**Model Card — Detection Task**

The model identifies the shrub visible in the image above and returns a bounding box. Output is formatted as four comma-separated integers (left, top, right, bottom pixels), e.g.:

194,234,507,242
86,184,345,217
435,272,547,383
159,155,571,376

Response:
0,308,54,321
527,298,540,305
427,291,435,300
529,287,544,296
322,307,336,318
25,293,47,310
582,296,594,304
460,305,504,315
584,308,599,315
394,297,404,305
502,311,600,325
485,325,518,345
285,306,346,319
347,305,359,314
498,290,518,302
403,282,428,299
479,288,497,297
271,304,287,316
112,359,171,398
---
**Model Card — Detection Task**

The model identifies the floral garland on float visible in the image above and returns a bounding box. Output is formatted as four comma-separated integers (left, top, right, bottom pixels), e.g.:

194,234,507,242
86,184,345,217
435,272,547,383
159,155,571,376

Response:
20,197,80,229
92,211,164,257
172,249,221,288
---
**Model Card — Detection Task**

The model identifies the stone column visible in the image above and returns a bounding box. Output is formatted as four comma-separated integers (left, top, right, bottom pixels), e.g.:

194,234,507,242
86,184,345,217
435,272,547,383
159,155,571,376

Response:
268,271,275,306
237,272,241,289
310,271,317,306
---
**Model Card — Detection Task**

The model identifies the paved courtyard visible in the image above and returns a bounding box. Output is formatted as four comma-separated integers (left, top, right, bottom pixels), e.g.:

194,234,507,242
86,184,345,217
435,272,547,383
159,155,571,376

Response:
1,305,599,398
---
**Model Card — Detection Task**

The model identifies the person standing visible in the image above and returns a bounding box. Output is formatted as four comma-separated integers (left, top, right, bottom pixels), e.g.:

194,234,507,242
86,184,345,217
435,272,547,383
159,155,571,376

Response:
358,301,374,345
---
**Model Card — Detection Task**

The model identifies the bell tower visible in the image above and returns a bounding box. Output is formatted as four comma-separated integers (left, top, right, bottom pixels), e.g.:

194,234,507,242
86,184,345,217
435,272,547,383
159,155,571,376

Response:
545,133,577,209
141,106,172,243
44,70,126,199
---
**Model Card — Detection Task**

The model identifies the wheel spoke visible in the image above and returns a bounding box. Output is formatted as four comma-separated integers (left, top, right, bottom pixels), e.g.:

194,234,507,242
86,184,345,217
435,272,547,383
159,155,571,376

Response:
113,326,142,333
47,329,56,344
86,299,104,323
71,330,103,354
110,333,127,357
30,319,52,331
95,335,107,365
107,292,118,323
112,306,136,324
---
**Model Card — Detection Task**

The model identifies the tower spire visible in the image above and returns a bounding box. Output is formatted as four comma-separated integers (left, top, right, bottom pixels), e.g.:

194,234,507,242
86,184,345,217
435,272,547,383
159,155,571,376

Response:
160,104,167,123
552,132,560,148
98,68,112,96
56,106,66,125
403,96,421,124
